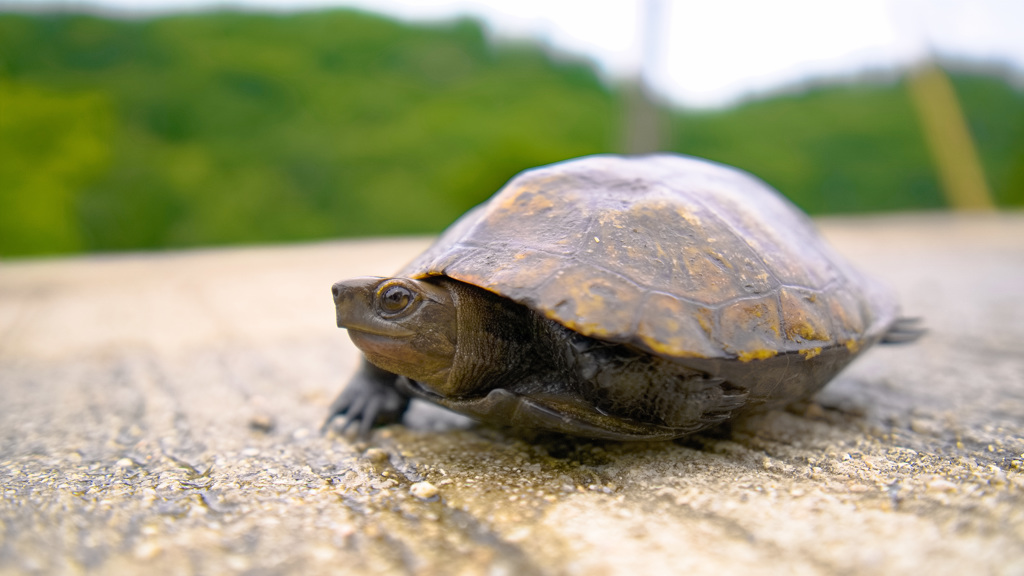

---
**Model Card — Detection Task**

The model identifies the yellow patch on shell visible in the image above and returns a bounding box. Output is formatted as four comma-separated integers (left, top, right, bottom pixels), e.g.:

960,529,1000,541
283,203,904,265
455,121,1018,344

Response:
673,204,702,228
739,349,778,362
496,178,559,215
695,306,714,337
780,287,833,344
785,319,829,341
825,289,866,341
533,265,637,341
679,244,745,304
636,293,720,358
799,347,823,360
718,295,784,359
704,247,734,269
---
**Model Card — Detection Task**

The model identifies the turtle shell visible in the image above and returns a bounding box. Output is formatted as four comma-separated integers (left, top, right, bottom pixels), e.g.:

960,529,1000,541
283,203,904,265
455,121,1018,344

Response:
401,154,898,363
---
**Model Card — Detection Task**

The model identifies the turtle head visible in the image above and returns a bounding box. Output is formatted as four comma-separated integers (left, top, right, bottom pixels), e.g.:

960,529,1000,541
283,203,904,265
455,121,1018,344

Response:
332,277,457,391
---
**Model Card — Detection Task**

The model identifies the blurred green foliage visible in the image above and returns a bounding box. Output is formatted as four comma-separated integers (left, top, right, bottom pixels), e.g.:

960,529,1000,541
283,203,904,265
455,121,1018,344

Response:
0,9,1022,257
0,80,112,253
677,76,1024,213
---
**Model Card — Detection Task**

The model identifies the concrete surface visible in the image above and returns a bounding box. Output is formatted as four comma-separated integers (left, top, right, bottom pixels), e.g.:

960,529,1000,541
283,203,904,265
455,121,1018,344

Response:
1,212,1022,575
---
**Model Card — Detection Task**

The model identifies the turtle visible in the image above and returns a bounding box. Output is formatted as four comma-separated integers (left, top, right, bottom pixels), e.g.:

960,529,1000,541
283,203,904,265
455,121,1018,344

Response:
324,154,920,441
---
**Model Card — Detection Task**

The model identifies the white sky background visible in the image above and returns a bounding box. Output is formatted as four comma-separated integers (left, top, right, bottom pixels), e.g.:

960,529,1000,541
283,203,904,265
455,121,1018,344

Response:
4,0,1023,108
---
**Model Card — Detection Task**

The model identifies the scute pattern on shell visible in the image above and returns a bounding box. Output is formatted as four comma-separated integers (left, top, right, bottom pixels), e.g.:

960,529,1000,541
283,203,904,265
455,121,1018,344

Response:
401,154,897,361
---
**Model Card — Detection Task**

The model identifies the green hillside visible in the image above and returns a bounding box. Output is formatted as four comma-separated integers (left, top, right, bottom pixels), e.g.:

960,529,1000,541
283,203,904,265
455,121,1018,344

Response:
674,74,1024,213
1,9,1022,256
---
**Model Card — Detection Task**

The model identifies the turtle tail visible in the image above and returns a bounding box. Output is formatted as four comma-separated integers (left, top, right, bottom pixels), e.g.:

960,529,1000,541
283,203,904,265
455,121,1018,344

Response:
881,317,925,344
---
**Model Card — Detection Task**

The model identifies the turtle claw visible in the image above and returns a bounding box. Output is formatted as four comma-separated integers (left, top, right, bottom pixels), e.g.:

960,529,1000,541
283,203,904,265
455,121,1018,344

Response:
323,361,410,438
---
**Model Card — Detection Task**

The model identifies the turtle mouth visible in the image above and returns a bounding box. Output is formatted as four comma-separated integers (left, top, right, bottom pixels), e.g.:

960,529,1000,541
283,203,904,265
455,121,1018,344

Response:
343,325,415,339
346,328,416,358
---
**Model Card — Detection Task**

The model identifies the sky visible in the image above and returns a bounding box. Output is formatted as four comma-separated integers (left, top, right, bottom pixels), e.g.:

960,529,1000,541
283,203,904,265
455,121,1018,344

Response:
3,0,1023,108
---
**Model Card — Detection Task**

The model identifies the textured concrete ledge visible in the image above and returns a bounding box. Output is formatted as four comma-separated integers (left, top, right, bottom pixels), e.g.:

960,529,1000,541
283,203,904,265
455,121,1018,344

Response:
1,212,1022,575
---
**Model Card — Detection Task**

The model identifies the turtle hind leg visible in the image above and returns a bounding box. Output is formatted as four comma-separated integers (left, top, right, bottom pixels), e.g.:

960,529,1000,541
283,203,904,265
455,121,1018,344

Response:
881,317,926,344
322,358,411,439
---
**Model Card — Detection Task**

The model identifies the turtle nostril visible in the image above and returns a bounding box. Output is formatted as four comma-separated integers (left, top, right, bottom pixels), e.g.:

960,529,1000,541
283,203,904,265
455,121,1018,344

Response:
331,283,342,302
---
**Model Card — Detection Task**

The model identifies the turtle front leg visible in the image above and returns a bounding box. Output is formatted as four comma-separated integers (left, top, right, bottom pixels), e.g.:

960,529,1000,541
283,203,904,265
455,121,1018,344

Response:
322,358,411,438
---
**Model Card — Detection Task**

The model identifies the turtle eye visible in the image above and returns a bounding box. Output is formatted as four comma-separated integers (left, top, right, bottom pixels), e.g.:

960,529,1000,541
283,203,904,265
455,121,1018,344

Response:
378,284,414,315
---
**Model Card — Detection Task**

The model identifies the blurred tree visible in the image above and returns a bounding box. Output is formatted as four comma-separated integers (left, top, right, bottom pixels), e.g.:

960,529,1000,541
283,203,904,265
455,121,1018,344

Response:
0,80,112,255
670,80,946,213
0,11,618,254
669,72,1023,214
0,10,1020,257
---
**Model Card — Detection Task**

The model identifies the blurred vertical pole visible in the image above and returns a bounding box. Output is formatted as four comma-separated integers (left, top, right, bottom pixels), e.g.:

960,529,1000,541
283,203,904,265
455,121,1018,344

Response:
623,0,666,154
907,63,996,210
891,0,995,210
